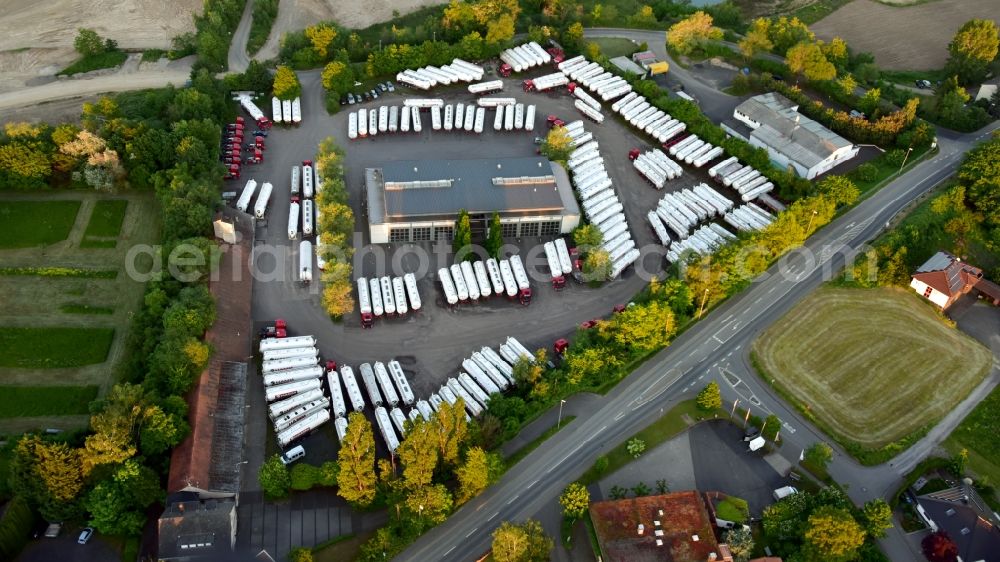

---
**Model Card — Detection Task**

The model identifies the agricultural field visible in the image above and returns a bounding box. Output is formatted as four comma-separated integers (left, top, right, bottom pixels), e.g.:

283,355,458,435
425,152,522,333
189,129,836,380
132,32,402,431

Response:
0,192,158,433
753,287,992,453
811,0,999,70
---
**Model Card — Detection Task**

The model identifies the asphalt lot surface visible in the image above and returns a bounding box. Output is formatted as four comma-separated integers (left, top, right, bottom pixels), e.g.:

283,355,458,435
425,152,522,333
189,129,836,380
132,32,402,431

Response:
241,68,746,459
395,118,1000,561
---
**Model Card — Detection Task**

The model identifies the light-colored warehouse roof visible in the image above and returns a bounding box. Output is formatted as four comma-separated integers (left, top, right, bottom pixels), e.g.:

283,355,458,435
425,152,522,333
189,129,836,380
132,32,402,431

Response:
610,56,647,77
736,92,853,169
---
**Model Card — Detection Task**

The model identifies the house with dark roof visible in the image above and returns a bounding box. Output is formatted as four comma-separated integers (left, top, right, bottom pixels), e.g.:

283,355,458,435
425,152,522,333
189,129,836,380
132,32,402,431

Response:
158,491,238,562
722,92,859,179
915,481,1000,562
364,156,580,244
910,251,1000,310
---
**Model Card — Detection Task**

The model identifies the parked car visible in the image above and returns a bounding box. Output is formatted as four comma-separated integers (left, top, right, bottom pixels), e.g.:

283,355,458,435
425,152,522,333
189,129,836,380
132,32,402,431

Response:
773,486,799,501
78,527,94,545
362,91,372,102
252,129,268,137
385,81,395,93
347,93,356,105
377,82,388,93
849,109,866,119
280,445,306,465
369,88,379,99
915,79,933,89
533,137,545,145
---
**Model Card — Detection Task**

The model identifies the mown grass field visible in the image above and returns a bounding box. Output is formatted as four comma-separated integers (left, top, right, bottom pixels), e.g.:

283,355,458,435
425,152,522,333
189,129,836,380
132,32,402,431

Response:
81,199,128,248
754,287,992,453
0,192,157,431
0,385,99,417
587,37,639,60
0,327,115,368
944,384,1000,489
0,200,80,248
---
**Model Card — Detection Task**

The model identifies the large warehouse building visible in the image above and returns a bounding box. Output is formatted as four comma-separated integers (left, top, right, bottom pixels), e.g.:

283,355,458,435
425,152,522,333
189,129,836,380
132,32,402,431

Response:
723,92,859,180
364,156,581,244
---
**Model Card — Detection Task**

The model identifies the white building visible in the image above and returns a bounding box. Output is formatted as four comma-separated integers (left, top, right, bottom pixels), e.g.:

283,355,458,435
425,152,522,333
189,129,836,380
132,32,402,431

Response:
723,92,859,179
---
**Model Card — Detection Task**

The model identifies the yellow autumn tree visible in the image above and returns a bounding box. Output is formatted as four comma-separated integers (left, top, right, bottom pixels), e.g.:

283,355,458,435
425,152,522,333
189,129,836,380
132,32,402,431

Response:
486,13,516,44
31,439,85,502
667,11,722,55
322,279,355,317
305,24,337,59
273,65,302,100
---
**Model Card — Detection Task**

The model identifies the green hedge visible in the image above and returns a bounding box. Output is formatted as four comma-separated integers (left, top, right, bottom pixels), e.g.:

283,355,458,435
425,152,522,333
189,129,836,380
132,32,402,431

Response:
0,496,35,561
0,267,117,279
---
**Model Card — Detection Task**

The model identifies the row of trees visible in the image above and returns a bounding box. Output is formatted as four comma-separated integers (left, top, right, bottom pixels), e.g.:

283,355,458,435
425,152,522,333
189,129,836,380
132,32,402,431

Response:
851,133,1000,285
313,137,357,318
763,487,892,561
8,70,235,540
169,0,247,72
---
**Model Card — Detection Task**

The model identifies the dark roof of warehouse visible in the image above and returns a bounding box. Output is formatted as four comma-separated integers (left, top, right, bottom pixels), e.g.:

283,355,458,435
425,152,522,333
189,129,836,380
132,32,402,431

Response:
369,157,571,220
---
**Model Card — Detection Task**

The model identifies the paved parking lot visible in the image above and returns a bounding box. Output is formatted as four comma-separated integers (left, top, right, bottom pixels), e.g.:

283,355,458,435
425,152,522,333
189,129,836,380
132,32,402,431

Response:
596,420,786,516
236,67,761,531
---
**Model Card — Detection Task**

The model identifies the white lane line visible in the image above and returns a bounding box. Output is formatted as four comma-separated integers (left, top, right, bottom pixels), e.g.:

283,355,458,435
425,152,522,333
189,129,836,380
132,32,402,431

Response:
445,546,456,556
614,411,625,421
488,512,499,521
528,479,539,488
506,495,519,505
598,425,607,433
466,528,478,538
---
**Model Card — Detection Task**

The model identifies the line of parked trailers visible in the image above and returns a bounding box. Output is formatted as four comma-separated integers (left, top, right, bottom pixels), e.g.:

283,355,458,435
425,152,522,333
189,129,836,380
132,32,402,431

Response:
437,255,533,305
499,42,553,74
707,156,776,202
271,96,303,125
257,335,333,449
395,58,485,90
234,178,275,219
355,273,422,328
563,125,640,279
557,55,633,102
284,160,319,284
347,98,536,139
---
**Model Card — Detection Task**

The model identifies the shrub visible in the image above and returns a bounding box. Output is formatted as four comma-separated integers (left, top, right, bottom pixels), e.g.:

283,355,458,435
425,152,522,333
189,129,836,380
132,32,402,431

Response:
290,463,321,491
258,454,291,499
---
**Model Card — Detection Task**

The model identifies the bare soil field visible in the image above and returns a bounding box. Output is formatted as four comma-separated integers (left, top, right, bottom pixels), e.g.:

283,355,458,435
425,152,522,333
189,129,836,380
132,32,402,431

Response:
811,0,999,70
254,0,449,60
753,287,992,450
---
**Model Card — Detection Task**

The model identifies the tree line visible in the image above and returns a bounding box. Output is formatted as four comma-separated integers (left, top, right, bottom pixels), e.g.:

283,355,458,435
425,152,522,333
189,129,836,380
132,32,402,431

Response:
5,70,236,540
314,137,357,318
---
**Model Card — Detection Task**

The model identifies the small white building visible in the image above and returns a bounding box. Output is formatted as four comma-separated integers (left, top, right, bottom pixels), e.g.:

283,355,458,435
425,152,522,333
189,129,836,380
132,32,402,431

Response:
724,92,859,180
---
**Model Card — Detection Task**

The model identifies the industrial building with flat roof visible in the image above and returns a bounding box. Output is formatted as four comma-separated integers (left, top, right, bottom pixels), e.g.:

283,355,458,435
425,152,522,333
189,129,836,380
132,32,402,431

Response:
364,156,580,244
723,92,859,180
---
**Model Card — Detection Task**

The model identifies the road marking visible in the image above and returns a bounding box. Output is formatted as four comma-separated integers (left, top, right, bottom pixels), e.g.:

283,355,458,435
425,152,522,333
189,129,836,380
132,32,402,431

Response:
488,512,499,521
445,546,456,556
598,425,607,434
528,479,539,488
614,411,625,421
697,374,704,380
506,495,519,505
753,297,761,305
466,528,477,538
682,385,690,392
782,421,796,434
712,335,724,343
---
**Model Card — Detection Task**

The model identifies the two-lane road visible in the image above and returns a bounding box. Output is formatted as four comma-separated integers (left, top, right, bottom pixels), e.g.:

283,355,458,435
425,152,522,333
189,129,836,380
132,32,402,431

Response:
398,124,999,561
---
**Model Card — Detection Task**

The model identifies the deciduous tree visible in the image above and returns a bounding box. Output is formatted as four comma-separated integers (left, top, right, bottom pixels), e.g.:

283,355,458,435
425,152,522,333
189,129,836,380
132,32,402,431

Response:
862,498,893,538
572,223,602,249
607,300,676,353
804,442,833,470
321,61,354,96
433,400,469,465
724,526,754,562
337,412,377,507
491,519,552,562
802,505,866,562
739,19,773,60
456,446,492,504
696,381,722,411
85,459,161,536
541,126,572,162
305,24,338,59
817,175,860,207
559,482,590,519
667,11,723,55
397,420,439,490
485,212,503,258
273,66,302,100
582,248,611,281
259,454,291,499
74,28,106,57
945,19,999,84
405,484,453,528
786,42,836,83
453,209,473,259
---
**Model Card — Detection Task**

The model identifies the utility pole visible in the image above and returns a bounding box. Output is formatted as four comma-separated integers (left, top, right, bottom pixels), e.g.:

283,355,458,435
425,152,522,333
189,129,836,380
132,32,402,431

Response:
898,146,914,173
697,287,709,319
557,399,567,428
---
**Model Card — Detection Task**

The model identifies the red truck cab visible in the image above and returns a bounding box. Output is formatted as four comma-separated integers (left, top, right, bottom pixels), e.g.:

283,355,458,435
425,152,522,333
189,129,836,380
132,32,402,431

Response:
325,359,338,372
360,312,374,329
498,63,512,77
518,288,532,306
628,148,641,161
553,338,569,355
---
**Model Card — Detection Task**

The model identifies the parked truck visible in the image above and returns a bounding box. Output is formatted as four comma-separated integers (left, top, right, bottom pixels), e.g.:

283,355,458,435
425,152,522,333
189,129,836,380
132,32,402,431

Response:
269,388,324,420
335,417,349,443
291,97,302,124
272,97,283,124
326,368,348,418
302,161,314,198
238,95,272,128
403,273,421,311
373,361,400,407
438,267,458,305
263,355,317,375
287,201,300,240
360,363,383,407
273,396,330,433
276,409,330,448
265,378,322,403
236,179,257,213
340,365,366,412
299,240,313,283
369,277,384,317
508,254,532,304
259,335,316,353
380,276,396,315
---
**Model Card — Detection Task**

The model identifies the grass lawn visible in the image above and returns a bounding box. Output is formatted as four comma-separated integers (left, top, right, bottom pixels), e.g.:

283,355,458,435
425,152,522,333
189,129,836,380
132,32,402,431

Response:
0,200,81,248
942,384,1000,488
587,37,639,60
0,327,115,368
753,287,992,463
313,532,370,562
0,385,98,417
59,303,115,315
83,199,128,238
790,0,855,24
58,51,127,76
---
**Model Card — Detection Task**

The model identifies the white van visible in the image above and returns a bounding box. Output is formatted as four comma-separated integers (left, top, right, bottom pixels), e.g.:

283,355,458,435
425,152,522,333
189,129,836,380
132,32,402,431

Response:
772,486,799,501
280,445,305,465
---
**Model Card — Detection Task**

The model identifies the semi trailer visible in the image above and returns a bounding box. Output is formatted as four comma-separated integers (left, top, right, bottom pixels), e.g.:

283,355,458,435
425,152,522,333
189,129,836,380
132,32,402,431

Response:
340,366,366,412
374,361,400,407
360,363,383,407
276,409,330,448
259,335,316,353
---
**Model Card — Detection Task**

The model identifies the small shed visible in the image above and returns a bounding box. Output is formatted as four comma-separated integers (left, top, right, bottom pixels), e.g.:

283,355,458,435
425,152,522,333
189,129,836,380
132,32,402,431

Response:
610,56,647,79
